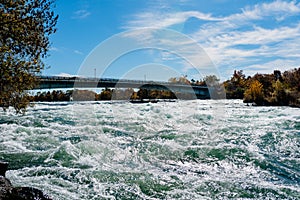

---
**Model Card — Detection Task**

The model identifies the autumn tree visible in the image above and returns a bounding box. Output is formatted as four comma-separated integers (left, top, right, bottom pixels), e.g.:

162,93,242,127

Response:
137,89,149,99
243,80,264,105
224,70,247,99
149,90,159,99
0,0,58,113
100,88,112,100
251,73,274,96
168,77,177,83
168,75,190,84
178,75,190,84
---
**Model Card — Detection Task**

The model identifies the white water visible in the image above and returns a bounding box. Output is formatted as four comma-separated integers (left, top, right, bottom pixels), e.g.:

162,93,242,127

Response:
0,100,299,199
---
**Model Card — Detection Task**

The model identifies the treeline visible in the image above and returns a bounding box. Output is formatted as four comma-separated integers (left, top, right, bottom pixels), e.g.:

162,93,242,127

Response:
32,67,300,107
168,75,219,86
224,68,300,106
32,88,180,102
168,67,300,106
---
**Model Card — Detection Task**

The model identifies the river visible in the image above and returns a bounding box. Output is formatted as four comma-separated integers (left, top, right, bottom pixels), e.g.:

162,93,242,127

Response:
0,100,299,199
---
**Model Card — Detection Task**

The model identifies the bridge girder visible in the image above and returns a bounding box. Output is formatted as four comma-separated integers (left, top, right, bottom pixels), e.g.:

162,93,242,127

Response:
34,76,210,99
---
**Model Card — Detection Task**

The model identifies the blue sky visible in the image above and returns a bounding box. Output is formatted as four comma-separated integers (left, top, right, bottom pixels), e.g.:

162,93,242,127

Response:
45,0,300,81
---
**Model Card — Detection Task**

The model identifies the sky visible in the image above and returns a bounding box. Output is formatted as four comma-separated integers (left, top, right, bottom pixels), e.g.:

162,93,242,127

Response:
44,0,300,81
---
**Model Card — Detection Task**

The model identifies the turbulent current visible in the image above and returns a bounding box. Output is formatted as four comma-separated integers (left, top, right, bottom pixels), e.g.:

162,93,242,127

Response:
0,100,299,199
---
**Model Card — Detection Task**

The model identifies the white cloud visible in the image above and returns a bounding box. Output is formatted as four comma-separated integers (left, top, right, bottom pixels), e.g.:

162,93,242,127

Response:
243,59,300,76
191,1,300,44
125,11,223,29
126,1,300,30
198,23,300,66
55,73,80,77
74,50,84,55
123,0,300,78
146,0,195,11
241,0,300,21
122,28,217,77
209,24,300,47
50,47,60,52
72,9,91,19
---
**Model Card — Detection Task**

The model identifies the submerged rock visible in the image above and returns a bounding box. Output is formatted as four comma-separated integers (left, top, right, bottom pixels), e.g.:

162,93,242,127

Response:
0,161,52,200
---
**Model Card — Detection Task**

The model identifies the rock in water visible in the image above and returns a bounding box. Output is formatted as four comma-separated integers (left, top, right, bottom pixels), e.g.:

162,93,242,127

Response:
8,187,52,200
0,162,8,177
0,176,12,200
0,161,52,200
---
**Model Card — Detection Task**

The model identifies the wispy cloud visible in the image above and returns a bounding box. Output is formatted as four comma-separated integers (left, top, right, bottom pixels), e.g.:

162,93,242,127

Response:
191,0,300,71
72,9,91,19
212,25,300,46
243,59,300,75
146,0,193,10
126,1,300,30
74,50,84,55
123,0,300,77
50,47,60,52
125,11,223,29
240,0,300,21
199,23,300,65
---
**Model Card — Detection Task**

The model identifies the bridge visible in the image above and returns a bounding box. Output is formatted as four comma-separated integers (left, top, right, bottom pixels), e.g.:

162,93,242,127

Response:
35,76,211,99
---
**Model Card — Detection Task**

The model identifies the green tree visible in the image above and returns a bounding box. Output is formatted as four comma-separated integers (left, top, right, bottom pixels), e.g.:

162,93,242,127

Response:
0,0,58,113
270,80,288,105
224,70,247,99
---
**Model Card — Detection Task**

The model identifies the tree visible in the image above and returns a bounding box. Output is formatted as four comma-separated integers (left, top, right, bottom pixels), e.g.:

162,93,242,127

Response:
252,73,274,96
178,75,190,84
100,88,112,100
243,80,264,105
137,89,149,99
283,68,300,91
168,76,190,84
73,90,96,101
224,70,247,99
269,80,289,105
204,75,220,87
168,77,177,83
0,0,58,113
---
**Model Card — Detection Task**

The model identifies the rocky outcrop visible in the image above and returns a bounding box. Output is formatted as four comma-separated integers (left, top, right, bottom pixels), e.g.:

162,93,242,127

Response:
0,162,52,200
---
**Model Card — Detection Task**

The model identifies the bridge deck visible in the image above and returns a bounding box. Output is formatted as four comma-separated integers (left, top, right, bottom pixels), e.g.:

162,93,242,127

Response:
35,76,210,98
